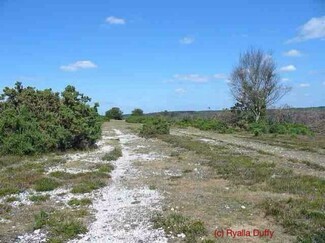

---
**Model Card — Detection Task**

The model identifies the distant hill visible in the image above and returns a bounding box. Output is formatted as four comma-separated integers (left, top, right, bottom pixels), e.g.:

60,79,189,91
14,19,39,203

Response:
142,106,325,118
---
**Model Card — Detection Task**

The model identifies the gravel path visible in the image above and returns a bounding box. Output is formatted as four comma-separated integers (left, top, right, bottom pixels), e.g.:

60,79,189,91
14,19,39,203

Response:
70,129,167,243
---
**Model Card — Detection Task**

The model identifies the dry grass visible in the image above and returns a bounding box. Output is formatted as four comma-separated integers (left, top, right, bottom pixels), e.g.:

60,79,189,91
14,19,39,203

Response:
156,134,324,242
102,147,122,161
244,133,325,153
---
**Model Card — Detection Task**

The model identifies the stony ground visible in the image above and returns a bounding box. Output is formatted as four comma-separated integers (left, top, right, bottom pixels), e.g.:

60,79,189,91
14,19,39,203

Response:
1,120,324,242
69,128,167,243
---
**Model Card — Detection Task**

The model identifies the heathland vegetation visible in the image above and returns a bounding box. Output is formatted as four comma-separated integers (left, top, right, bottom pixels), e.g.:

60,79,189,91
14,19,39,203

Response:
120,49,324,242
0,82,101,155
0,48,324,242
125,49,315,138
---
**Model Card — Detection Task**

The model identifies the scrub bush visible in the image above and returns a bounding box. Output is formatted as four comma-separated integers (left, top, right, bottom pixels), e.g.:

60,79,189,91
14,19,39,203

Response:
105,107,123,120
139,117,170,137
0,82,101,155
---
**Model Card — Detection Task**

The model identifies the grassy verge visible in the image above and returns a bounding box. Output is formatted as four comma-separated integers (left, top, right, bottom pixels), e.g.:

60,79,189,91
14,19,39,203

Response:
245,134,325,152
153,213,207,242
34,209,88,242
158,134,325,242
0,153,113,199
0,157,67,197
49,170,110,194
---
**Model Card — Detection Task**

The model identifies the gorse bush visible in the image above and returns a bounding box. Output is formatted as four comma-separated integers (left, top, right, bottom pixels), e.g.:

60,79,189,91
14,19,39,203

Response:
0,82,101,155
139,117,170,137
249,121,313,136
176,117,231,133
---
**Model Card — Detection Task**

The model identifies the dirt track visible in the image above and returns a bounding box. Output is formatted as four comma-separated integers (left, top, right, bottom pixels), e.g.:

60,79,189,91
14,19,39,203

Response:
171,128,325,167
10,120,324,242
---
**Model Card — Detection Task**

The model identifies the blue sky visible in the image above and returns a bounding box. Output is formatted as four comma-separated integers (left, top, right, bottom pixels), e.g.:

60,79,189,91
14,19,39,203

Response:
0,0,324,114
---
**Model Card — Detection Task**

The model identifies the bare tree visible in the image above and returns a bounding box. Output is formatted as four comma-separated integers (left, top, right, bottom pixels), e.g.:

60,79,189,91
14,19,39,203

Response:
229,48,291,122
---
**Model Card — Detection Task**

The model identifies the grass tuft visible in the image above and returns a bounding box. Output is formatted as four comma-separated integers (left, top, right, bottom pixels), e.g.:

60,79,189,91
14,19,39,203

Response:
96,163,114,173
33,177,61,192
29,194,50,202
102,147,122,161
153,213,206,242
68,198,92,207
34,209,87,242
71,180,106,194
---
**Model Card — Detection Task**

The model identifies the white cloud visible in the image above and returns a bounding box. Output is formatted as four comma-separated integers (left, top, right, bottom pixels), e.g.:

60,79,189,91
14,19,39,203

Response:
283,49,302,57
213,73,227,79
281,78,290,82
288,16,325,42
175,88,187,95
299,83,310,87
174,74,208,83
106,16,126,25
60,60,97,72
280,65,296,72
179,37,194,45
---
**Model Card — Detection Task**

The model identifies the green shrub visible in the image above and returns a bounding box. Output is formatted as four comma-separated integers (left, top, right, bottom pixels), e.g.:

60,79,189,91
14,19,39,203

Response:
131,108,144,116
139,117,170,137
249,121,313,136
175,118,231,133
249,122,269,136
0,82,101,155
125,115,147,123
105,107,123,120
